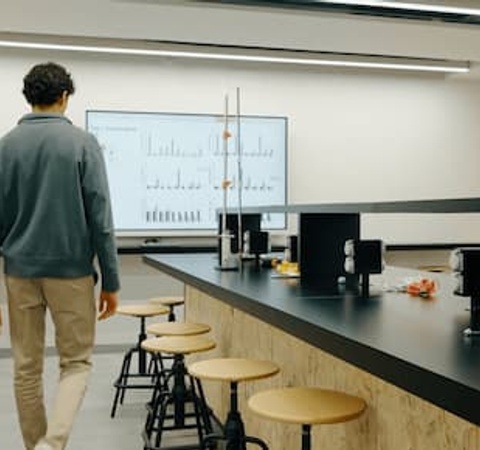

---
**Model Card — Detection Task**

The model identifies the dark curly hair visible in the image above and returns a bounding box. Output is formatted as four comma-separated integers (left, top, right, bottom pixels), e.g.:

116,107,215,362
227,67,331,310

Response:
22,62,75,106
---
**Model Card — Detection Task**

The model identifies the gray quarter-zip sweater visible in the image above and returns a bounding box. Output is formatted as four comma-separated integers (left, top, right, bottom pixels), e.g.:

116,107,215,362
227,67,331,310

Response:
0,113,120,292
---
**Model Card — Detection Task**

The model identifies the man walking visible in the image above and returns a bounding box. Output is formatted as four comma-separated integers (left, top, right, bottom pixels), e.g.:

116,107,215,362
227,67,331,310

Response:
0,62,120,450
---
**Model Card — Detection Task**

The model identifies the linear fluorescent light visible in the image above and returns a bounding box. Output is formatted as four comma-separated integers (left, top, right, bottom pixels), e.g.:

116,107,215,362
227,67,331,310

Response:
315,0,480,16
0,39,469,74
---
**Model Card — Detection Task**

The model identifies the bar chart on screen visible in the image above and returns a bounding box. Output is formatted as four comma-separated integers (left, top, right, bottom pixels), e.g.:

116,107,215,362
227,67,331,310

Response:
86,110,287,233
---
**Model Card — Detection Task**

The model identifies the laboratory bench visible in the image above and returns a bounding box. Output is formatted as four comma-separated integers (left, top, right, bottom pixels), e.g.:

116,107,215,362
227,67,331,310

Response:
144,252,480,450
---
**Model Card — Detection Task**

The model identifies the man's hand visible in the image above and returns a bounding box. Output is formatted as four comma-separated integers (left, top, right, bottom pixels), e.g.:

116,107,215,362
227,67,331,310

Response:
98,291,118,321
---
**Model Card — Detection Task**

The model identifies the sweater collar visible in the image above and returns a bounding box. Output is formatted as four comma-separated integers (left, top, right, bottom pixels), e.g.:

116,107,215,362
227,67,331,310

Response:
18,113,72,125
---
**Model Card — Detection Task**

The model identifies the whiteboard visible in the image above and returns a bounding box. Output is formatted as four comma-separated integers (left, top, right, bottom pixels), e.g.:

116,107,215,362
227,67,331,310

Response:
86,110,287,233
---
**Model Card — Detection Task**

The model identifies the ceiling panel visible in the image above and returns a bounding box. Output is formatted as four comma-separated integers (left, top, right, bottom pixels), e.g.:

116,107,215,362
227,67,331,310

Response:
122,0,480,25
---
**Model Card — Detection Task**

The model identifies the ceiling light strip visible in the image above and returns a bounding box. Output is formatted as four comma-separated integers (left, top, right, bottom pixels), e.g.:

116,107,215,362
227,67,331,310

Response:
0,39,469,73
316,0,480,16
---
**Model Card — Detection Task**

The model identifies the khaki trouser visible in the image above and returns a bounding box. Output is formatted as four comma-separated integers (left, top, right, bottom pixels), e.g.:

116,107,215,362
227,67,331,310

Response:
6,275,96,450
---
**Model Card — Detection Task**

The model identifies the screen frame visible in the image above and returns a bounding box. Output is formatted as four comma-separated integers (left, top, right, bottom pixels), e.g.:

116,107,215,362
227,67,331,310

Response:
85,109,288,236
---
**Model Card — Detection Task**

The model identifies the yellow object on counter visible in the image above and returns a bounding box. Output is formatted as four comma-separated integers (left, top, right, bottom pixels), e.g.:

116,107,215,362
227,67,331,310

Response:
276,261,300,275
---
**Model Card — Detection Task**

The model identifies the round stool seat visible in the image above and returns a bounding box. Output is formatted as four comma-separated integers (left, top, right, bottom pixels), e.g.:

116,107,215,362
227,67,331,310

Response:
149,296,185,307
248,387,366,425
188,358,280,382
116,303,169,318
147,321,211,336
141,335,216,355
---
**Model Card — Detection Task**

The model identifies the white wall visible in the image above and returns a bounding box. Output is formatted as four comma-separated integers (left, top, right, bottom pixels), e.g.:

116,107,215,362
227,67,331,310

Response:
1,48,480,244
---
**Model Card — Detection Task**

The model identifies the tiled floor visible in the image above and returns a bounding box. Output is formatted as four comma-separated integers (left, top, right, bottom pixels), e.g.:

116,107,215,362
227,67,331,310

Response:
0,254,198,450
0,304,210,450
1,351,153,450
0,306,209,450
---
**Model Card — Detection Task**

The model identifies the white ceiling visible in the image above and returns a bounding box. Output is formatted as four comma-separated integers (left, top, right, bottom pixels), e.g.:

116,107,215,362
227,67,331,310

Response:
2,0,480,64
118,0,480,24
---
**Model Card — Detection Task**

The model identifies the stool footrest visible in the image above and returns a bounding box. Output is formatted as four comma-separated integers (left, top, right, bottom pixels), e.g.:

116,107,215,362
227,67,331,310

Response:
142,428,202,450
200,432,269,450
153,422,201,432
114,383,156,389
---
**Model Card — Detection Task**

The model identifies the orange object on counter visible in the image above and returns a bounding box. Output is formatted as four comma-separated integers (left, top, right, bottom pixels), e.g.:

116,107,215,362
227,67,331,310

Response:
406,278,437,298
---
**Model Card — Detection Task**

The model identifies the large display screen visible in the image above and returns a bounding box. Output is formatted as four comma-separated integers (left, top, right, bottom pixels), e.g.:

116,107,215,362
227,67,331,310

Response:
86,110,287,232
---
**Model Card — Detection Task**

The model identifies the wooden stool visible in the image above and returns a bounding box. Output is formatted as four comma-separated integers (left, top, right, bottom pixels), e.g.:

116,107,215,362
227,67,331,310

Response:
248,387,367,450
146,321,211,381
188,358,280,450
147,321,211,337
110,303,169,418
141,335,216,450
149,296,185,322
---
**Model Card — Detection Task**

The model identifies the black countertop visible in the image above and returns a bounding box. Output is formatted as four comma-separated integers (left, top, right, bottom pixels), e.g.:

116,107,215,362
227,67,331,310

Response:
144,253,480,426
235,197,480,214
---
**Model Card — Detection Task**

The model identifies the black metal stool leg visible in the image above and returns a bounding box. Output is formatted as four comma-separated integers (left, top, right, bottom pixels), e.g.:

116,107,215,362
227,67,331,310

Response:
189,374,212,444
143,355,215,450
144,366,170,440
111,316,160,418
245,436,269,450
148,350,163,377
199,381,269,450
199,434,224,450
168,305,176,322
119,350,134,405
138,316,148,374
192,376,214,436
171,354,187,427
154,394,173,448
302,424,311,450
111,347,134,417
143,368,175,447
224,382,246,450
